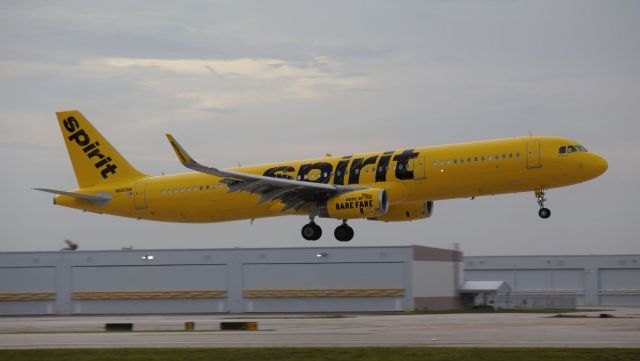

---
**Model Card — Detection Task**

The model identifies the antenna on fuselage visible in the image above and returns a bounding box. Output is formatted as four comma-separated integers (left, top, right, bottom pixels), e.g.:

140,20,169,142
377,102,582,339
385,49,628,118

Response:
528,130,534,136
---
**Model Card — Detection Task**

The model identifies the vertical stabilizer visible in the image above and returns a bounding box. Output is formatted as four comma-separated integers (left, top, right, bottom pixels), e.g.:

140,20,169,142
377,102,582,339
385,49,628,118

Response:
56,110,147,188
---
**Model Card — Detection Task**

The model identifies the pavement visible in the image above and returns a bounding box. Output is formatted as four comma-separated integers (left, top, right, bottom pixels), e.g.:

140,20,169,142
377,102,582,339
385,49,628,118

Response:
1,307,639,349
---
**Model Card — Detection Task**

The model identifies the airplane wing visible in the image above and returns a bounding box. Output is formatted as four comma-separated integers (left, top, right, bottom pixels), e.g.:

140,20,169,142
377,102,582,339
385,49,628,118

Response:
165,134,366,212
33,188,112,203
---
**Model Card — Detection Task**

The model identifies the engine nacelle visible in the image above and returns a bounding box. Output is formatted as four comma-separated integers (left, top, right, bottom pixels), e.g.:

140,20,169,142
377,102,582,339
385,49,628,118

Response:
318,189,388,219
367,201,434,222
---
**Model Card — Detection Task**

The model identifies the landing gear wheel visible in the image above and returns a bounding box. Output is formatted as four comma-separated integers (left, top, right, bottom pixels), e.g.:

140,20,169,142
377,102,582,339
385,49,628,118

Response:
538,207,551,219
334,224,354,242
302,222,322,241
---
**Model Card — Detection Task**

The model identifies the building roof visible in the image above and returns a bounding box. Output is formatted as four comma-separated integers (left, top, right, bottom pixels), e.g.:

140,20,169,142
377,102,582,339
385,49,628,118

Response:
460,281,511,294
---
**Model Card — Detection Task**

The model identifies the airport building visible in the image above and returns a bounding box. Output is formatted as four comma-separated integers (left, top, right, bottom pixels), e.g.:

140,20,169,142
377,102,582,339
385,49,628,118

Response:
465,255,640,307
0,245,461,315
1,246,638,316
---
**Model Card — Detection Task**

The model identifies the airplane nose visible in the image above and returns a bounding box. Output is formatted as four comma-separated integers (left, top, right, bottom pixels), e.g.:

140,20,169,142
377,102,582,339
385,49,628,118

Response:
591,154,608,177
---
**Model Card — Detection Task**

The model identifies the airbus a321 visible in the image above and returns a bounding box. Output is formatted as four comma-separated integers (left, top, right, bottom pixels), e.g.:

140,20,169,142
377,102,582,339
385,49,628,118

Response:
36,110,608,241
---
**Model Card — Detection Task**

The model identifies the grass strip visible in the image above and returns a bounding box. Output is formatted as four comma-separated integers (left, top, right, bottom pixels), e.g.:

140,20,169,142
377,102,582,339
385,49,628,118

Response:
1,347,639,361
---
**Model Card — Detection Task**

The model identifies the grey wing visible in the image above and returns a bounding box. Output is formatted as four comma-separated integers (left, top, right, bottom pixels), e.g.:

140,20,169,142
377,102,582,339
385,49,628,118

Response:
165,134,366,212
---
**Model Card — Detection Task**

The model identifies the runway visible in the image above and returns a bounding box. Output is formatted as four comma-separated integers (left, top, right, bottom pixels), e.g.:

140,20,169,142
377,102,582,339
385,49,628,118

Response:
1,308,639,349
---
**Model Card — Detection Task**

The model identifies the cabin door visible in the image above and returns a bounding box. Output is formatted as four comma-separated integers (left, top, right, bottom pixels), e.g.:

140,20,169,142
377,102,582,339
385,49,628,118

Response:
526,140,542,169
134,181,148,210
411,155,426,180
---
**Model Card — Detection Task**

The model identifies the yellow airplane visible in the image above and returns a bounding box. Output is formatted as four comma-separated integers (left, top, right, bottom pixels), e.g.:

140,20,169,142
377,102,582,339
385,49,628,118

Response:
36,110,608,242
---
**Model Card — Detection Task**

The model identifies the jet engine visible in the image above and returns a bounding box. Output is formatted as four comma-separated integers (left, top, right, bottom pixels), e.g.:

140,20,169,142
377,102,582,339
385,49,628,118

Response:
367,201,433,222
318,188,388,219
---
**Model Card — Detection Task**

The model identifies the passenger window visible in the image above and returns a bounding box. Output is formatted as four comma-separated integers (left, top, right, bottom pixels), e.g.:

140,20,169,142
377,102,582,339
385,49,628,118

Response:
161,190,165,195
467,157,471,162
453,159,457,164
460,159,464,164
516,153,520,158
488,156,492,160
502,154,506,159
509,153,513,158
481,156,485,161
474,157,478,162
433,161,437,167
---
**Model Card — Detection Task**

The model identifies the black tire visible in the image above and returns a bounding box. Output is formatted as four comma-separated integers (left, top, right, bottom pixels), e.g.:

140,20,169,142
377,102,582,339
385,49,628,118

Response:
345,225,354,241
334,224,354,242
311,223,322,240
334,225,348,242
538,208,551,219
302,223,322,241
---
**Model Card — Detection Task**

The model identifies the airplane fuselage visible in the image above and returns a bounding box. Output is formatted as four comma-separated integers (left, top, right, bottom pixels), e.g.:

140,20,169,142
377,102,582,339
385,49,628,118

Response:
55,135,608,223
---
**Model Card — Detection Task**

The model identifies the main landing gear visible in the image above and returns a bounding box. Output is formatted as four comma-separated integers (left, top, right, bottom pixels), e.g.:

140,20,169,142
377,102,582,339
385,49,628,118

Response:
334,220,354,242
536,188,551,219
301,221,322,241
301,217,355,242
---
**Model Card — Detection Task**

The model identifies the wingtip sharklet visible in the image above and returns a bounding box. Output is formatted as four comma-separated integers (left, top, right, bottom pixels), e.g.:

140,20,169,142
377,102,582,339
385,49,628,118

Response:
165,134,194,165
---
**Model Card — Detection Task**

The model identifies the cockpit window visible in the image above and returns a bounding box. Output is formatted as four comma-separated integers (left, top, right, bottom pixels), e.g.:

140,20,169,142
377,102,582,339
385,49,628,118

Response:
560,144,588,155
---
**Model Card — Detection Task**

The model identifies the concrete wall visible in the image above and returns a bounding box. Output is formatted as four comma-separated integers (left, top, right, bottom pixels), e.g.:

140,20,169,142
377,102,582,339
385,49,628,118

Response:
0,245,461,315
465,255,640,306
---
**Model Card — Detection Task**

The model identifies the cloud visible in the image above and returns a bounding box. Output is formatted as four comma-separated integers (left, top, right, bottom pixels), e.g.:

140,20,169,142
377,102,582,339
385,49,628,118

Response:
100,56,372,108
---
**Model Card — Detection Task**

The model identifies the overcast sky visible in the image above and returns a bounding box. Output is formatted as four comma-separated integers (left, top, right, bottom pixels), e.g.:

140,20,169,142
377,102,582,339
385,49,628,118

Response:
1,0,638,255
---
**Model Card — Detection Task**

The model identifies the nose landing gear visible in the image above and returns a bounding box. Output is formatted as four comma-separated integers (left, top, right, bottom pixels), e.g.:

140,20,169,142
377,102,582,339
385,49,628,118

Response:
334,220,354,242
536,189,551,219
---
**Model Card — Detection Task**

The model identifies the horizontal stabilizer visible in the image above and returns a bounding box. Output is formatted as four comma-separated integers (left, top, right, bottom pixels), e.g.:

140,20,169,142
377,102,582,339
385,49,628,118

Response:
33,188,112,203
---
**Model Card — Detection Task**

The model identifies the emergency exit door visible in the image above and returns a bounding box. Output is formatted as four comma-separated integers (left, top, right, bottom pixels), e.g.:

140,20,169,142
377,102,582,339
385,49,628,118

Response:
411,155,426,180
